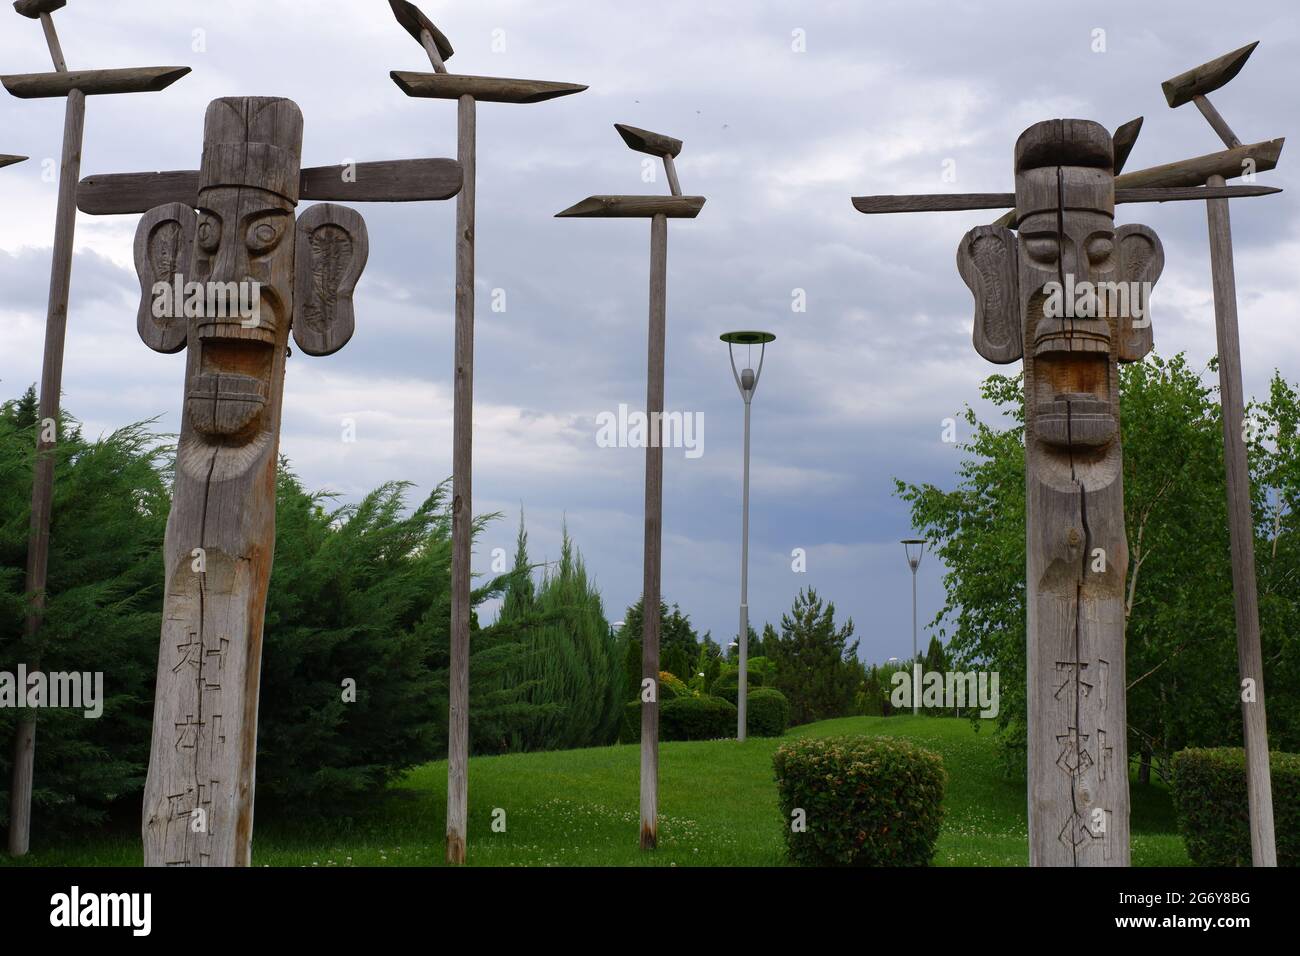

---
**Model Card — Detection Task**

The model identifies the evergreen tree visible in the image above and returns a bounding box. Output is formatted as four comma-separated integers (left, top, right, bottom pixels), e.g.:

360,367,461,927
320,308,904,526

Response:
768,588,860,725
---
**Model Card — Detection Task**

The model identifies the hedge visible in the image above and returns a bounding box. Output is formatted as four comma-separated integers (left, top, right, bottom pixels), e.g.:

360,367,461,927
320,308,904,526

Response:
1171,747,1300,866
662,696,736,741
747,687,791,737
772,735,946,866
712,666,765,705
621,695,737,743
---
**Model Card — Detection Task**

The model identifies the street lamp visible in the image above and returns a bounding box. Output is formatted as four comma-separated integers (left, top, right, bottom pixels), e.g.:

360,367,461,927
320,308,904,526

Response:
721,330,775,741
901,538,926,715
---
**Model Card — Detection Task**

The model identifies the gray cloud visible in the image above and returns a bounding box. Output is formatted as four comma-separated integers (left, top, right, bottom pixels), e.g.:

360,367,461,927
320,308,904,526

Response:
1,0,1296,661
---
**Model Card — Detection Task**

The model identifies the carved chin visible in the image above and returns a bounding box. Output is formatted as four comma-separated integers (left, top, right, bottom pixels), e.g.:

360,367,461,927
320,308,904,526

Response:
1034,396,1116,448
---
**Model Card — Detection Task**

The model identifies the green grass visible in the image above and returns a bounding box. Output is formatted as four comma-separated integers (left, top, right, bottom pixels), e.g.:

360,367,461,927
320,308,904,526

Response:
0,716,1189,866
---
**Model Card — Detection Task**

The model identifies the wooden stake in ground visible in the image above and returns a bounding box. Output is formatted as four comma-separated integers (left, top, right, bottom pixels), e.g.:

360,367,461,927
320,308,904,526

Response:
75,96,461,866
558,124,705,849
1161,41,1279,867
2,0,189,858
384,0,586,865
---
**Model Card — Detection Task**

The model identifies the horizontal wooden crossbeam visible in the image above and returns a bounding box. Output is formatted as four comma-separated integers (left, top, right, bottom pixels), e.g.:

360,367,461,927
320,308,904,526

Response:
391,71,587,103
852,183,1279,215
0,154,27,169
1,66,190,99
77,158,463,215
555,195,706,219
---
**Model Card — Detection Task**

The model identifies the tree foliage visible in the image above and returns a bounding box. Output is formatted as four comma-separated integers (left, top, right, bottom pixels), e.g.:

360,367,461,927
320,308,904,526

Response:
897,354,1300,775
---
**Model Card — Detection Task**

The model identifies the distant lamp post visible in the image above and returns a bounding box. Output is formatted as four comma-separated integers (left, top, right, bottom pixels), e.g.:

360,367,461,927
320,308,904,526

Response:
901,538,927,715
721,330,775,742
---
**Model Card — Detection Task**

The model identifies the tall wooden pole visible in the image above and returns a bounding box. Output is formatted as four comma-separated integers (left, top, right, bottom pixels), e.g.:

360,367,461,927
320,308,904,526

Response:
446,92,475,866
385,0,585,864
1205,172,1277,866
8,87,82,858
639,213,666,849
3,0,190,859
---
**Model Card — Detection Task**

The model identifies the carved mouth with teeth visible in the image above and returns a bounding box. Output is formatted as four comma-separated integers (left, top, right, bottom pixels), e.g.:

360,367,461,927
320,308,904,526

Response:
186,323,277,440
1031,316,1115,449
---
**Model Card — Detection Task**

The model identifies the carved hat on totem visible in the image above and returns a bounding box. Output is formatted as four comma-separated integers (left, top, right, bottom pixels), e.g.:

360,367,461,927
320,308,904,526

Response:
199,96,304,204
1013,118,1114,225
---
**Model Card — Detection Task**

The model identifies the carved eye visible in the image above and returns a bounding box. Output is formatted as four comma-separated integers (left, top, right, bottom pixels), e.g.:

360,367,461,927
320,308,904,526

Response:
246,216,286,255
1087,235,1114,264
196,215,222,254
1024,236,1059,265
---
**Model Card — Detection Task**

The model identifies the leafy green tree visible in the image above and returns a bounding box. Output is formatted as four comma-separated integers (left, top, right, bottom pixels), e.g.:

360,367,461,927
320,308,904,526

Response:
897,354,1300,777
622,599,701,689
768,588,860,725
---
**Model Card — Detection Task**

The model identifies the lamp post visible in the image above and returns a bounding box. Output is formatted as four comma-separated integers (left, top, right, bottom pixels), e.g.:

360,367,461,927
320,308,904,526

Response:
722,331,775,741
901,538,926,715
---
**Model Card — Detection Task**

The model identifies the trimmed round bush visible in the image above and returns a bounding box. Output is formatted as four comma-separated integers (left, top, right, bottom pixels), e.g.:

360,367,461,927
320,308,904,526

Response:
661,695,736,741
711,666,764,705
772,735,946,866
746,688,790,737
1172,747,1299,866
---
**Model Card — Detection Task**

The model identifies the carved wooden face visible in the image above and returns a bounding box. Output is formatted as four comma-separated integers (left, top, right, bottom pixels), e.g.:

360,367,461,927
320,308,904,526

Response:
133,196,368,447
956,131,1164,468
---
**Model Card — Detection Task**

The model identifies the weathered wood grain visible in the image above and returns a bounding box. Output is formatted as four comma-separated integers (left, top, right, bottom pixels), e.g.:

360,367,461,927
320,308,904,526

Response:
9,87,84,857
446,93,475,866
78,159,463,214
556,195,705,219
13,0,66,18
1,65,190,98
1112,117,1143,174
1114,138,1283,189
387,0,453,62
1205,173,1278,866
391,71,587,103
640,213,667,850
292,202,368,357
854,184,1278,215
1193,94,1241,149
1162,41,1258,108
39,9,67,72
0,154,26,168
615,123,682,158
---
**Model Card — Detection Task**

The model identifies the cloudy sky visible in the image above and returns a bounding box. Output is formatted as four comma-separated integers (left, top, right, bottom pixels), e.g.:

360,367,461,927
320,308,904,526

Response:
1,0,1296,663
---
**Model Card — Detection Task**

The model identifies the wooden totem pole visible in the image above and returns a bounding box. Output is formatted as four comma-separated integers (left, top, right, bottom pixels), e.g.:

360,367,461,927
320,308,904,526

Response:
384,0,585,864
854,115,1280,865
2,0,190,857
558,124,705,849
74,96,462,866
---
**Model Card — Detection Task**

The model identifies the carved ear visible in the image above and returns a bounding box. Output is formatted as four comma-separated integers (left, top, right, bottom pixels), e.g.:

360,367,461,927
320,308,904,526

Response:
292,203,369,356
1115,223,1163,362
956,225,1022,364
133,202,195,353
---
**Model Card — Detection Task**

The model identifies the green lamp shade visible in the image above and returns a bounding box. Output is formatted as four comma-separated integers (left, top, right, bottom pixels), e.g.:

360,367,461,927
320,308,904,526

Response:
720,331,776,345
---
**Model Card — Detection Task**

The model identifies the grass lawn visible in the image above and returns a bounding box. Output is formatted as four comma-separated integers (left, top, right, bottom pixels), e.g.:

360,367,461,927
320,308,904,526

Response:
0,715,1190,866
